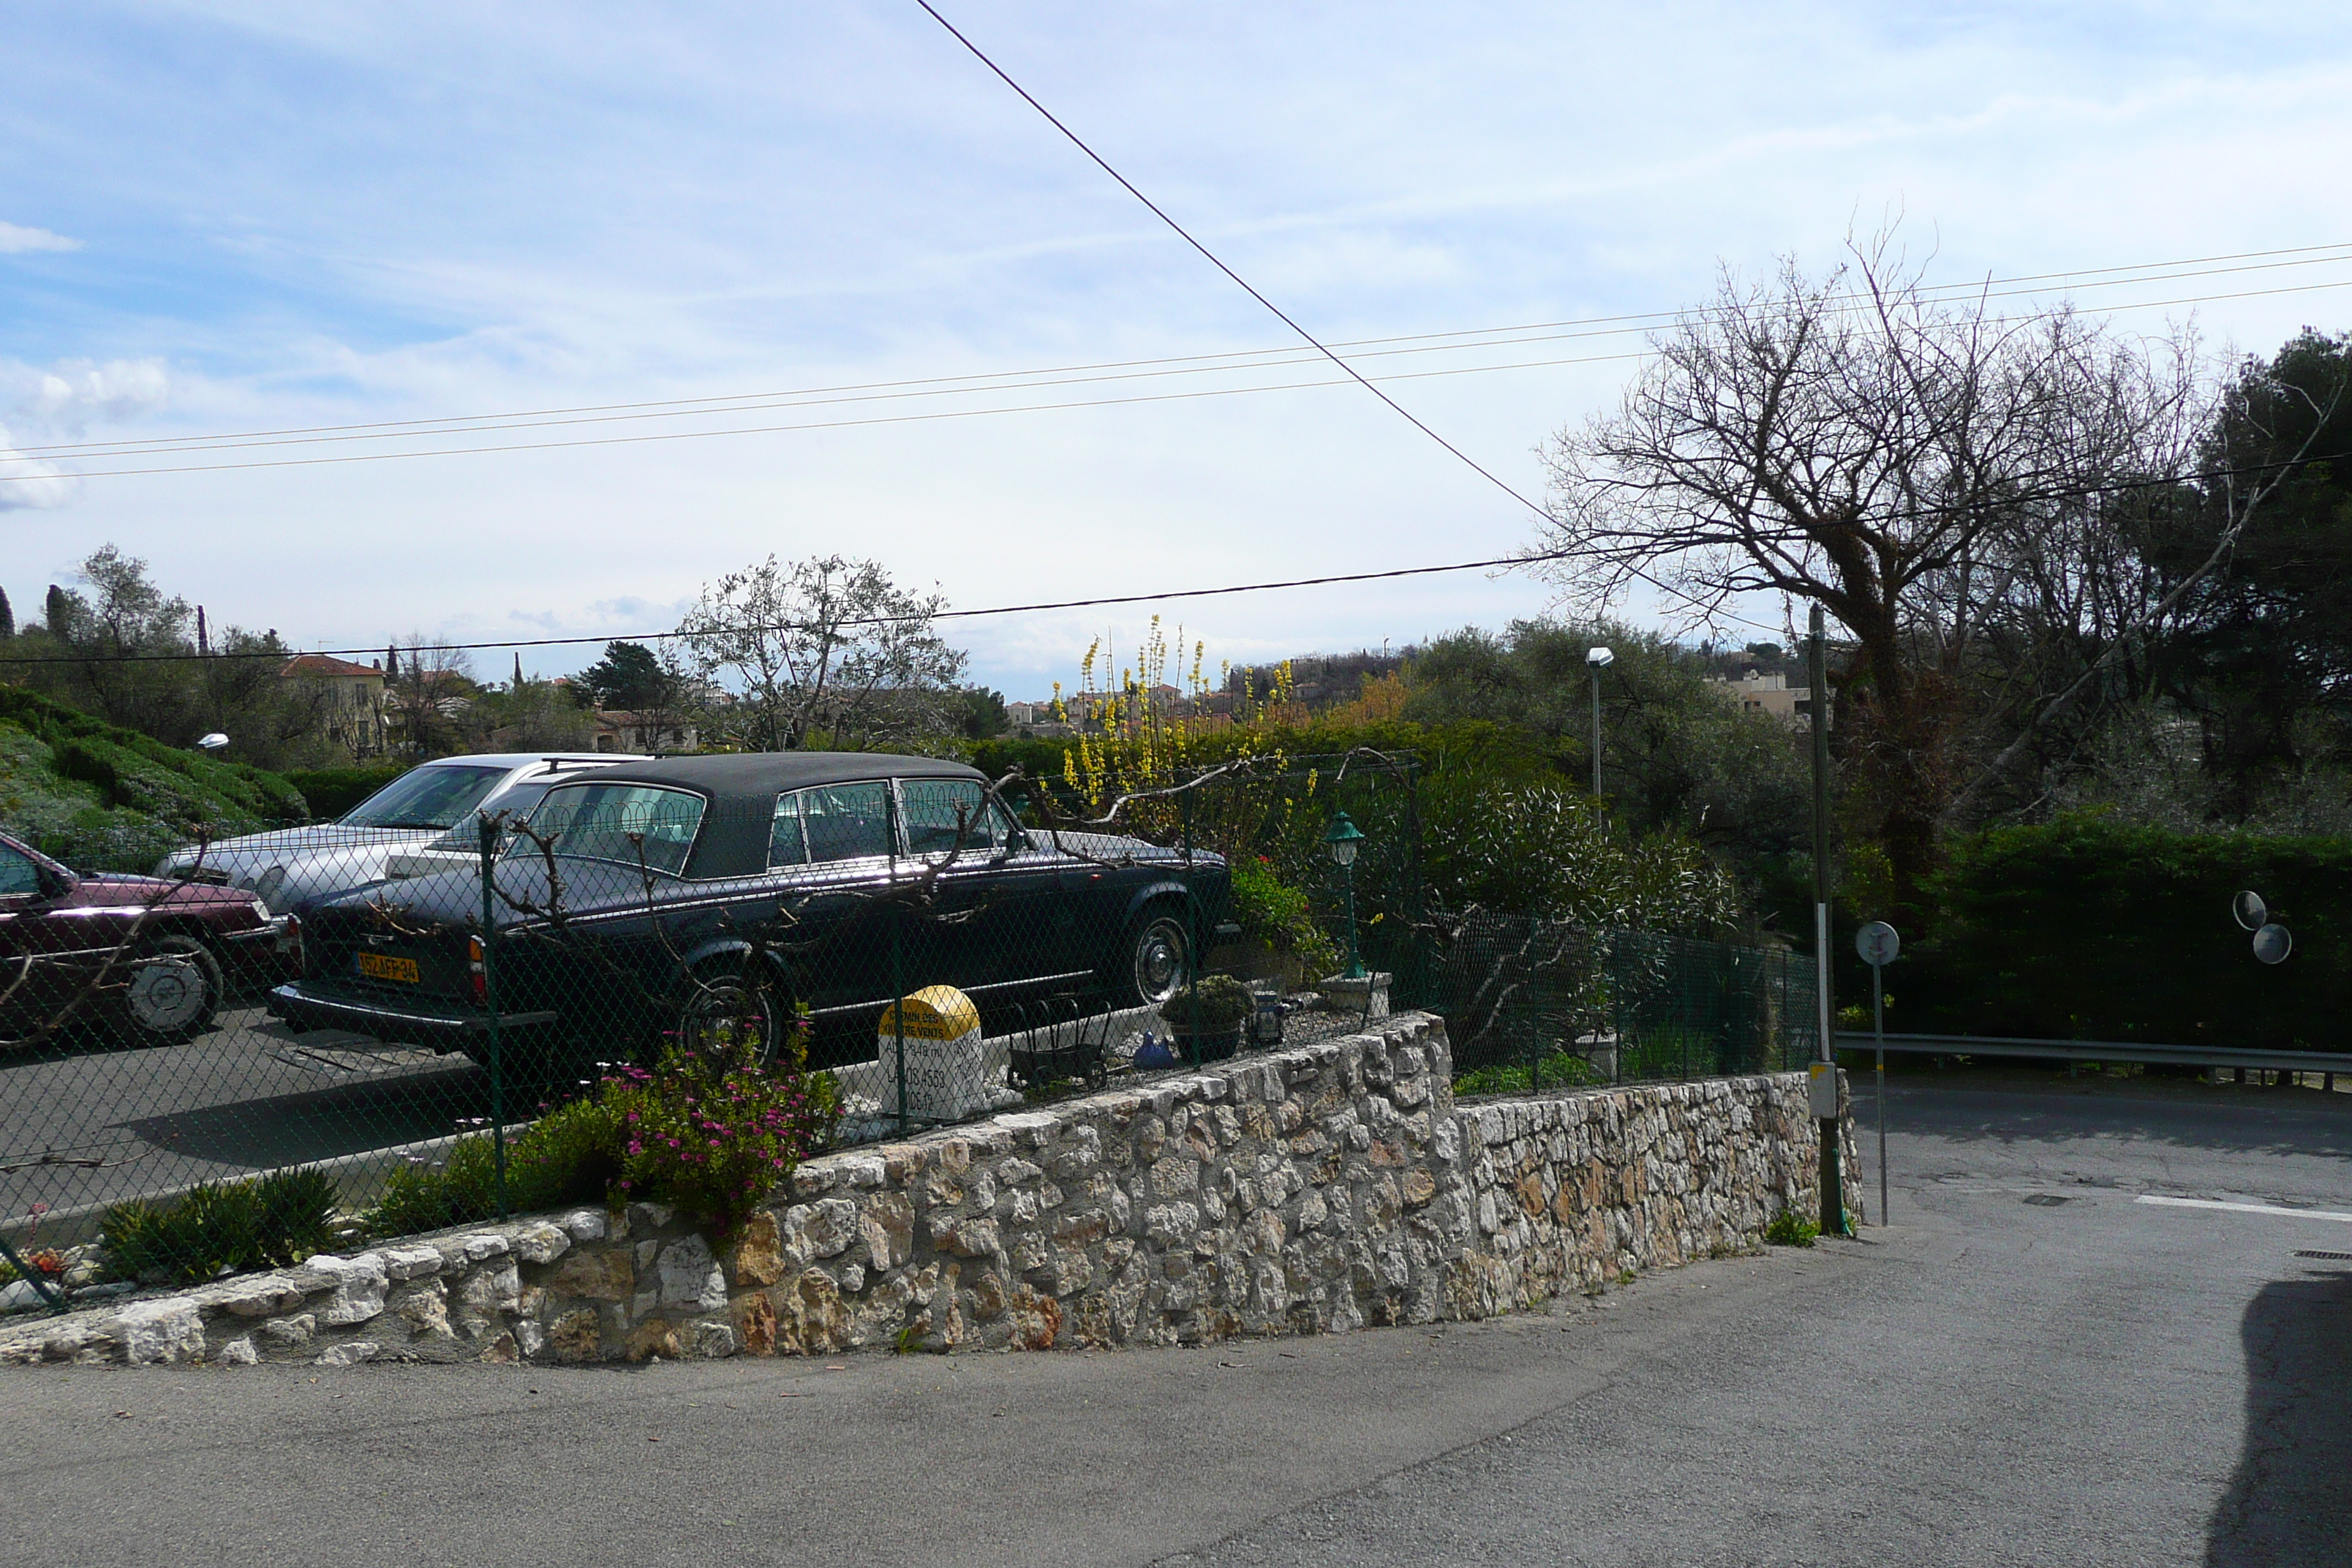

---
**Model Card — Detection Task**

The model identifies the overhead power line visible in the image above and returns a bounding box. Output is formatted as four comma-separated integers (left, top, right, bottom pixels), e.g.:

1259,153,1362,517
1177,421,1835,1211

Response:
4,268,2347,486
0,442,2314,667
18,241,2352,464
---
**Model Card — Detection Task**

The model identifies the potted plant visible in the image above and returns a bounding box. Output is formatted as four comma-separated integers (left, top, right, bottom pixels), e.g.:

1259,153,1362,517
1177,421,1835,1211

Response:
1157,974,1254,1063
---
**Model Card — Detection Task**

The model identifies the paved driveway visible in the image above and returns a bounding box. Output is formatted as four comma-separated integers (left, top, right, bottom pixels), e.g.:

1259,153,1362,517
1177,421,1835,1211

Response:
2,1073,2345,1567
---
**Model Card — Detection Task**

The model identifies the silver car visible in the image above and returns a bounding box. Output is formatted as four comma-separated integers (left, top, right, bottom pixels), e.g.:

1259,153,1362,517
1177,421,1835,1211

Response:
157,753,643,911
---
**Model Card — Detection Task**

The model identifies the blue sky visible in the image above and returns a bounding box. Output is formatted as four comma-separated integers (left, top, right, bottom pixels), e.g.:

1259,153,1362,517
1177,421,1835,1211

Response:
5,1,2351,698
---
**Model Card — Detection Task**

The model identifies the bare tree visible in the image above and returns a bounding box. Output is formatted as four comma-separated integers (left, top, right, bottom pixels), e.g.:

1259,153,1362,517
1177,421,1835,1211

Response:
383,636,480,758
1533,233,2204,888
678,555,967,751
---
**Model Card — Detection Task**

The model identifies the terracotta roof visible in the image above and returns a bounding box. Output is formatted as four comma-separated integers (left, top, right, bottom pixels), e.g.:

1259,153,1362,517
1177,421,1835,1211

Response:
282,654,383,679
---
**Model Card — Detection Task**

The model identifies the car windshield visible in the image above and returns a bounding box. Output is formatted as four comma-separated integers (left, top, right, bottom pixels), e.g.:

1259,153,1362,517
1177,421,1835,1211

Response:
514,783,706,875
418,779,563,852
342,765,510,830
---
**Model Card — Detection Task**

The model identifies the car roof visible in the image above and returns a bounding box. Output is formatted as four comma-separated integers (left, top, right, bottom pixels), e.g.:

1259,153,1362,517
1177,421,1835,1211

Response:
578,751,983,794
423,753,645,771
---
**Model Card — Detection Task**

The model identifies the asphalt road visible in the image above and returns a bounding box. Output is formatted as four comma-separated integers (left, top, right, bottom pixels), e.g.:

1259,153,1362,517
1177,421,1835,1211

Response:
0,1003,491,1227
2,1073,2347,1567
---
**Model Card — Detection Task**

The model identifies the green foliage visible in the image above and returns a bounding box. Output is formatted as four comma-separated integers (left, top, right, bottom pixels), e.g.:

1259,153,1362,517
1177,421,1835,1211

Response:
99,1168,341,1284
1421,777,1738,932
282,764,410,821
1226,856,1340,976
0,685,309,870
363,1039,837,1245
1906,813,2352,1049
1764,1209,1820,1247
606,1038,841,1240
363,1098,625,1239
1452,1049,1604,1096
1158,973,1254,1034
573,641,672,709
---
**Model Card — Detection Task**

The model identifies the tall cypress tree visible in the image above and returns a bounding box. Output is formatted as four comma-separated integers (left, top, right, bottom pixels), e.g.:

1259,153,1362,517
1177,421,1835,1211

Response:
45,584,69,637
0,587,13,639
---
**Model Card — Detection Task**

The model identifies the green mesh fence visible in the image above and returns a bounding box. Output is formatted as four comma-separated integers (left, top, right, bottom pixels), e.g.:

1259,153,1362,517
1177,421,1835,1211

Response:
1,750,1803,1308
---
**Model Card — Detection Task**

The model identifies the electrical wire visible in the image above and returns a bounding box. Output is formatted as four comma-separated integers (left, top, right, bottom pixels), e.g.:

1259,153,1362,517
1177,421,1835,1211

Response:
0,380,2325,670
19,241,2352,462
6,266,2346,483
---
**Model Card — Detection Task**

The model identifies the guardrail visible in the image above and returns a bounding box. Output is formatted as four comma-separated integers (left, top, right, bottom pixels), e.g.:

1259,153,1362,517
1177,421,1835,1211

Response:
1835,1032,2352,1077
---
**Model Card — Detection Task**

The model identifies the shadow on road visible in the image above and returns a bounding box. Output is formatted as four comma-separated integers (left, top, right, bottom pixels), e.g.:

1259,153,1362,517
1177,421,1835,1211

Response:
2205,1267,2352,1566
117,1063,493,1169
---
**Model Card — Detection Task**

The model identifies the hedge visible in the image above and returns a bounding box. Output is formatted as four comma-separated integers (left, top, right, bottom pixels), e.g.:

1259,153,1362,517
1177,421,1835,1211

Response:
282,764,410,821
1901,815,2352,1052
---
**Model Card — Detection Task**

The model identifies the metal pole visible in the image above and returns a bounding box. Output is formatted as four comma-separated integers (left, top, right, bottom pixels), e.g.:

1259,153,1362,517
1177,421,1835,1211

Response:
479,813,507,1221
892,920,908,1134
0,1235,66,1314
1809,606,1842,1235
1873,957,1888,1226
1591,670,1602,797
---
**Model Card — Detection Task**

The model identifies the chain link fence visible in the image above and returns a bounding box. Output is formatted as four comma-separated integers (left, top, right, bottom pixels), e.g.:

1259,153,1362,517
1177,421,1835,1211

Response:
1,749,1807,1309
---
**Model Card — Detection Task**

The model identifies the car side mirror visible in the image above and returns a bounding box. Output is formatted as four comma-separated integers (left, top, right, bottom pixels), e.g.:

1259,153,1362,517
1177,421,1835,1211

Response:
34,866,71,900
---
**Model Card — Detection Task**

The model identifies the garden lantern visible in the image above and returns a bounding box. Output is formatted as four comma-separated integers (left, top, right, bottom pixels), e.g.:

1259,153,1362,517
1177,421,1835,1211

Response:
1324,810,1368,980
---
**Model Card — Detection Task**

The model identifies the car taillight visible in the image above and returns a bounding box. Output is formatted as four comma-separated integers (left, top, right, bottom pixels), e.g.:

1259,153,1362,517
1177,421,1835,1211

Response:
468,935,487,1005
281,916,303,968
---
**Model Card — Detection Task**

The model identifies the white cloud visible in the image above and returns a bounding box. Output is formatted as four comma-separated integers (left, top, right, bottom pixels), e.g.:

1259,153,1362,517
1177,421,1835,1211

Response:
0,426,77,512
0,220,80,255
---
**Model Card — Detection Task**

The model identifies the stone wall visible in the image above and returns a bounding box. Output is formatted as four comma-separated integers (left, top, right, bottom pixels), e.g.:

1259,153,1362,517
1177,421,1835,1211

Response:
1,1014,1861,1367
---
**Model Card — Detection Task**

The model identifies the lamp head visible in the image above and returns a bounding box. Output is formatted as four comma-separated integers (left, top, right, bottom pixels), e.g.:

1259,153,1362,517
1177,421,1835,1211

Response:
196,733,230,752
1324,809,1365,867
1586,647,1614,668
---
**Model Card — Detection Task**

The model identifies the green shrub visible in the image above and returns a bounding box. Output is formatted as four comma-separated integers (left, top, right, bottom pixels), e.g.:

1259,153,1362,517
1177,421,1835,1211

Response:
606,1038,840,1240
284,764,410,821
1158,974,1254,1035
99,1167,342,1284
363,1047,832,1244
1453,1049,1604,1096
1764,1209,1819,1248
1227,856,1340,977
1906,814,2352,1050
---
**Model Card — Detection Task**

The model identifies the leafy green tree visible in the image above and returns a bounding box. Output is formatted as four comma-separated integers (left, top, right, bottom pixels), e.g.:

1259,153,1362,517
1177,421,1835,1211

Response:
573,641,672,709
1404,619,1811,891
2136,330,2352,817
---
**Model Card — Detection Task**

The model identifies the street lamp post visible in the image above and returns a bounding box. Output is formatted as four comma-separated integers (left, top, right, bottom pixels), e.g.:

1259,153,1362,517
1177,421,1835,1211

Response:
1586,647,1613,796
1325,810,1368,981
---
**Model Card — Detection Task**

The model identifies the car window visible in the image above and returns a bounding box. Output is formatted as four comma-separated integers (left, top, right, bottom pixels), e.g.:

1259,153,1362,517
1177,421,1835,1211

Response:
516,783,706,875
799,782,892,863
769,791,808,868
418,779,561,853
0,843,42,897
342,765,509,829
898,779,1007,860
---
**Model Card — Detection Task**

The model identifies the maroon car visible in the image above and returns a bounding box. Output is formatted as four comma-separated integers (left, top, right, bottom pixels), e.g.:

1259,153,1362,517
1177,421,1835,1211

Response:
0,832,284,1046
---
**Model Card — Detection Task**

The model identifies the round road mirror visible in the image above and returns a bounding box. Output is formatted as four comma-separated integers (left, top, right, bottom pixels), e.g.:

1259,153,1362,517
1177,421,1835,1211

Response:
1854,921,1900,967
2233,890,2267,931
2253,923,2293,965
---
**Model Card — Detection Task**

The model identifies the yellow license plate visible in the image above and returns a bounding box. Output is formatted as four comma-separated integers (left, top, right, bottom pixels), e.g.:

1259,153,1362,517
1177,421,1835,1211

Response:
355,951,421,984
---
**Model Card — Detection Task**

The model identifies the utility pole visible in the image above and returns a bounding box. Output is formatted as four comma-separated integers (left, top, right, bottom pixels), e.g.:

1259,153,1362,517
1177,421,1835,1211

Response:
1809,606,1844,1234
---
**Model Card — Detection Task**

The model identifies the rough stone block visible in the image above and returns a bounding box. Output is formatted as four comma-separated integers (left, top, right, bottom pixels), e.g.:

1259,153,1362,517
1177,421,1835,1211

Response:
113,1299,204,1365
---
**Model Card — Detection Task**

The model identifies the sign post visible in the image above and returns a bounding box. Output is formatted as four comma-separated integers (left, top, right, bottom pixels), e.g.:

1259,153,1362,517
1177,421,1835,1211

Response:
1855,920,1899,1225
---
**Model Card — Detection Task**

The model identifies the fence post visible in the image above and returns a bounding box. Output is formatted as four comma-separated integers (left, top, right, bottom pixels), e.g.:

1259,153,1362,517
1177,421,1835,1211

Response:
478,813,507,1222
1181,780,1199,1070
0,1236,67,1314
892,918,908,1135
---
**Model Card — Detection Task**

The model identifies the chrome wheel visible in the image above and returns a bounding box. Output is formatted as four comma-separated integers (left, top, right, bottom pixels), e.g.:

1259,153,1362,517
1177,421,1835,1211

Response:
123,937,223,1044
676,971,784,1071
1124,911,1192,1009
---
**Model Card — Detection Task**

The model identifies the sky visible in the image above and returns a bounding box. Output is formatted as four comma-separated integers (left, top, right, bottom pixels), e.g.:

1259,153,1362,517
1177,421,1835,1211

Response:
4,1,2351,701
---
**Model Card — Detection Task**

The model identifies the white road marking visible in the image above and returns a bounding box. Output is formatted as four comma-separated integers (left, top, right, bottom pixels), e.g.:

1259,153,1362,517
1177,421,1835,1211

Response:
2136,1194,2352,1223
